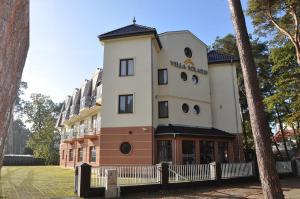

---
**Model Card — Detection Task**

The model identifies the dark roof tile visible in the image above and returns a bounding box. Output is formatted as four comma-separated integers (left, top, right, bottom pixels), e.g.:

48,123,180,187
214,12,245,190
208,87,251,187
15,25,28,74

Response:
98,24,162,49
155,124,235,139
207,50,239,64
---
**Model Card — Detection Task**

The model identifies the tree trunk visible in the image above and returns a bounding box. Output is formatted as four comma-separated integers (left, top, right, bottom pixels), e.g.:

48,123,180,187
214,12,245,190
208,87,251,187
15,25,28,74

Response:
227,1,284,198
275,105,290,159
295,42,300,65
0,0,29,170
241,111,249,149
272,139,283,160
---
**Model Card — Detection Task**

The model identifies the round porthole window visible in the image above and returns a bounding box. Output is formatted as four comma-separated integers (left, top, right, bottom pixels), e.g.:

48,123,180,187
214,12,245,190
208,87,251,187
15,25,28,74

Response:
193,105,200,115
182,103,189,113
120,142,132,154
184,47,192,58
181,72,187,81
192,75,198,84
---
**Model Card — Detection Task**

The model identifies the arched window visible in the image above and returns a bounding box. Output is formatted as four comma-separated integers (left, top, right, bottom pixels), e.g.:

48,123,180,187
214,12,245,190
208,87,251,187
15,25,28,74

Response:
120,142,132,154
181,72,187,81
193,105,200,115
182,103,189,113
192,75,198,84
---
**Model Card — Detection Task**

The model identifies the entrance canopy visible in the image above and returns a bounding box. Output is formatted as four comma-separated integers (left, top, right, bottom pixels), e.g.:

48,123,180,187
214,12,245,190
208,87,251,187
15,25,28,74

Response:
155,124,235,139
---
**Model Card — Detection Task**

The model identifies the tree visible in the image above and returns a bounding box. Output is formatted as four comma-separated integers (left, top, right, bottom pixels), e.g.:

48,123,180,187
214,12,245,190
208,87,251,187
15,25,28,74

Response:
227,0,284,198
247,0,300,65
5,81,30,155
24,94,61,165
0,0,29,169
266,42,300,153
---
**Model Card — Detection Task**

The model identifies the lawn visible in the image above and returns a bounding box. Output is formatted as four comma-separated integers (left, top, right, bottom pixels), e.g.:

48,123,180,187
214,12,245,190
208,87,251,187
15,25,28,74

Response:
0,166,75,199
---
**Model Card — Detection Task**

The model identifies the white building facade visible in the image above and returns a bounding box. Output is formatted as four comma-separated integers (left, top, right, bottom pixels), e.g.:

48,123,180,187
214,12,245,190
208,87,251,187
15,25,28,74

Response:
57,22,244,167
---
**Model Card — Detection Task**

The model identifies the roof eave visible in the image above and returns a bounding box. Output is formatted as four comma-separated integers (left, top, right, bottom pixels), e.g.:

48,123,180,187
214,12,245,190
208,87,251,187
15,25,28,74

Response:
98,31,162,49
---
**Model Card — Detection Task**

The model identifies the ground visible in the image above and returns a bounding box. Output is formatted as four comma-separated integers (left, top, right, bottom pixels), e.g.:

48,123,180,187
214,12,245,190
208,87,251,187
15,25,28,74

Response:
0,166,75,199
0,166,299,199
124,178,300,199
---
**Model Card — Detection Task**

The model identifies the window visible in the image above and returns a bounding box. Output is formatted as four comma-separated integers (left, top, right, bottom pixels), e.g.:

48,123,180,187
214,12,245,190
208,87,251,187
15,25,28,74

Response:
182,103,189,113
120,142,132,154
120,59,134,76
78,148,83,162
193,105,200,115
158,69,168,85
192,75,198,84
184,47,192,58
182,141,195,164
69,149,73,161
200,141,215,164
181,72,187,81
119,95,133,113
157,140,172,163
62,150,64,160
158,101,168,118
90,146,96,162
218,142,229,163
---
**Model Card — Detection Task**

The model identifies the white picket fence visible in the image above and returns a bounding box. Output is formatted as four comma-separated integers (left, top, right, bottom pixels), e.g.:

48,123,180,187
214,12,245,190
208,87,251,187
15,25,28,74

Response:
276,161,292,174
89,161,296,187
90,165,160,187
168,164,212,182
221,162,253,179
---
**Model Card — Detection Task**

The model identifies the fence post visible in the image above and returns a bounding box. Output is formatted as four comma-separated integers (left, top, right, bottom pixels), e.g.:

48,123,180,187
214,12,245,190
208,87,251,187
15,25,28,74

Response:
210,162,221,185
77,163,91,197
252,160,259,180
160,162,169,185
74,166,78,193
291,160,298,176
105,169,119,198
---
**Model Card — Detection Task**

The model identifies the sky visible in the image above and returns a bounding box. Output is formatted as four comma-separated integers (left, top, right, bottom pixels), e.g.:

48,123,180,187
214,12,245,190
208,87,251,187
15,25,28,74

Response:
22,0,253,103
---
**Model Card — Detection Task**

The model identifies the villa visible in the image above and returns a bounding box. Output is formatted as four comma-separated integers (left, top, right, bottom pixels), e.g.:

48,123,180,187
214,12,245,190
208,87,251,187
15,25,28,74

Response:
56,21,244,167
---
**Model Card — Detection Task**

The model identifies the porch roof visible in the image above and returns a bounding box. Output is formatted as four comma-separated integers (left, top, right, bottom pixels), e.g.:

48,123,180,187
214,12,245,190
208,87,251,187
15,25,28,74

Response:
155,125,235,139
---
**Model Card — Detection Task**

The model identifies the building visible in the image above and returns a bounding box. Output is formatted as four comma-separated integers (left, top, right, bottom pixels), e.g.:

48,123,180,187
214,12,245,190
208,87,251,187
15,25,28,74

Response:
56,21,244,167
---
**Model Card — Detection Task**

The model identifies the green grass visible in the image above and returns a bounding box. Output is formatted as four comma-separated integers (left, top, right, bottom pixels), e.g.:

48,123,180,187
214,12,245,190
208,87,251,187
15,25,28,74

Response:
0,166,76,199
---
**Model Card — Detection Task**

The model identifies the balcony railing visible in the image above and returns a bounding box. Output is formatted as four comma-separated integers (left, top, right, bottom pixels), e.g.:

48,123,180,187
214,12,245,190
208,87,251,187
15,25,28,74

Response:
79,124,86,137
96,85,102,99
80,96,92,110
78,122,101,137
61,110,70,123
70,104,80,117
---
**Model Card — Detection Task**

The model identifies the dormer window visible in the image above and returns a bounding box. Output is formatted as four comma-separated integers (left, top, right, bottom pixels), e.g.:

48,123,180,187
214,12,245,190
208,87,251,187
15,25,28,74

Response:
120,59,134,76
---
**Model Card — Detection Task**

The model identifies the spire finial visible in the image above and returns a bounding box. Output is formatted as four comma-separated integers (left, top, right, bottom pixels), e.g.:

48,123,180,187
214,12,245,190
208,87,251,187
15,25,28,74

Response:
133,16,136,24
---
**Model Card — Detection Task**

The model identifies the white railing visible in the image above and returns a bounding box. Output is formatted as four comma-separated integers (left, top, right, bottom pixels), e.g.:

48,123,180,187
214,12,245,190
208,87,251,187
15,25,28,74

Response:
96,85,102,99
79,124,86,136
168,164,212,182
221,162,253,179
276,161,292,174
91,165,160,187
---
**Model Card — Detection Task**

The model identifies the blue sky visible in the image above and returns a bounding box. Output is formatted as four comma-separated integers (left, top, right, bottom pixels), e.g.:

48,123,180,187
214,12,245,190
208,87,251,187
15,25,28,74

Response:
22,0,253,103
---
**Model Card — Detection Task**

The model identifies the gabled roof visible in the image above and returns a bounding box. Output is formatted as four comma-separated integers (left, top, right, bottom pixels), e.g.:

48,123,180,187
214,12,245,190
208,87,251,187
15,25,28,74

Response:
155,124,235,139
207,50,239,64
98,23,162,49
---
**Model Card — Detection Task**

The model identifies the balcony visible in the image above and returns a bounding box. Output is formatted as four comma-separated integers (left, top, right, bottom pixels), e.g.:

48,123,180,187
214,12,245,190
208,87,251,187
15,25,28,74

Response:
70,104,80,117
61,110,70,123
78,123,100,139
80,96,92,111
96,85,102,105
62,129,78,143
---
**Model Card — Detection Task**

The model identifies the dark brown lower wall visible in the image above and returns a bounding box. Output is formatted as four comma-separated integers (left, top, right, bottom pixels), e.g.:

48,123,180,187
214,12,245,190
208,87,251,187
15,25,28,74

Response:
59,136,101,168
100,126,154,165
232,133,245,162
